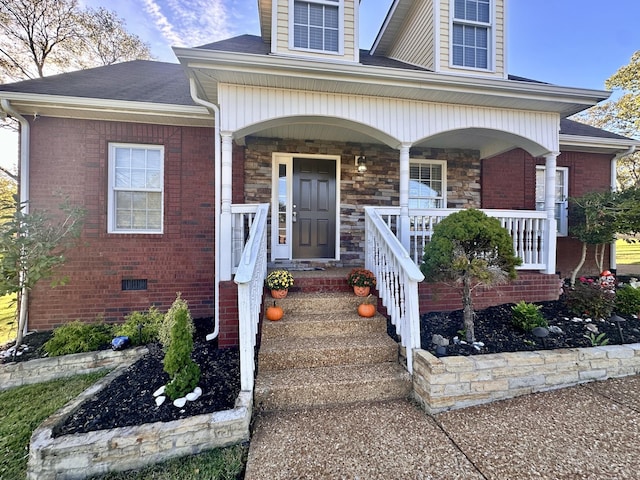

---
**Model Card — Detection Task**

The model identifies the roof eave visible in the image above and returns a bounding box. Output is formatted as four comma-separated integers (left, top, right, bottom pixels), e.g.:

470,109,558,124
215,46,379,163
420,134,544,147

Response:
174,46,611,116
560,134,640,154
0,91,212,127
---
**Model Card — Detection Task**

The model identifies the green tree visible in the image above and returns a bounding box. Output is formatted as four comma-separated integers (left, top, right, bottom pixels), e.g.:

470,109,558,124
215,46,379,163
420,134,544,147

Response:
574,51,640,188
0,196,84,350
0,0,152,83
568,187,640,285
421,209,521,343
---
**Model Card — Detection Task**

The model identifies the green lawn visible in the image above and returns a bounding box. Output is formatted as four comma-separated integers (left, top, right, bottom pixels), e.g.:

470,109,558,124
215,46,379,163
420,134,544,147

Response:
616,239,640,265
0,372,247,479
0,294,17,344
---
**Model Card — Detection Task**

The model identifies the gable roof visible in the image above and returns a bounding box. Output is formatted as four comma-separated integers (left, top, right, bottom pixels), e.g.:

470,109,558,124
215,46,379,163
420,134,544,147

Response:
0,60,196,106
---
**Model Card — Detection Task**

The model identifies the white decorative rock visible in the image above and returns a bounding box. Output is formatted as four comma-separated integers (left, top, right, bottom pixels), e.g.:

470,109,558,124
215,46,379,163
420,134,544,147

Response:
186,387,202,402
173,397,187,408
155,396,166,407
153,385,166,397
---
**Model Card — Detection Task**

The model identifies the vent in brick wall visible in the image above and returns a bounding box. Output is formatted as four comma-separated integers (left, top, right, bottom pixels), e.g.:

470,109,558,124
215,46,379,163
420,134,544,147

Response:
122,279,148,291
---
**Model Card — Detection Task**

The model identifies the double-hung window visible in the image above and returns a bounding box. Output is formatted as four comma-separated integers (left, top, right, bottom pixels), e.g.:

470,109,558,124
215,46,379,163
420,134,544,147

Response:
452,0,491,69
292,0,340,53
409,160,446,209
536,166,569,236
108,143,164,234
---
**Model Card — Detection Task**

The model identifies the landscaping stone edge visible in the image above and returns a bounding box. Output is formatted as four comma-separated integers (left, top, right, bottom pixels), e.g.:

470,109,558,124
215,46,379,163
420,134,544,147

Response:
412,343,640,414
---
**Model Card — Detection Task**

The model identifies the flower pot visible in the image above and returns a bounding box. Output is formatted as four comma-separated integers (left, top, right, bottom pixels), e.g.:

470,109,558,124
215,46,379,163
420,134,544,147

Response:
353,286,370,297
270,289,288,299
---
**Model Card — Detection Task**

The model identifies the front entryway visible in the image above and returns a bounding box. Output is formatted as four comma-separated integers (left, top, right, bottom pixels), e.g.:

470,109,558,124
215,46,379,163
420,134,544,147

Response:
292,158,336,258
271,154,340,261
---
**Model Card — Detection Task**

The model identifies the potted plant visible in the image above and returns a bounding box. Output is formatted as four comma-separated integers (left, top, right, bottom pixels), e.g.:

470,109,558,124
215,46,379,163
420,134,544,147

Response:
347,268,376,297
265,269,294,298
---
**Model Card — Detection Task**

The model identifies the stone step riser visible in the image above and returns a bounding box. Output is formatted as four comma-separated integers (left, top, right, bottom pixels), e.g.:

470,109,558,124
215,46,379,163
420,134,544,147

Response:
264,295,376,315
262,315,387,340
258,344,398,371
255,377,411,412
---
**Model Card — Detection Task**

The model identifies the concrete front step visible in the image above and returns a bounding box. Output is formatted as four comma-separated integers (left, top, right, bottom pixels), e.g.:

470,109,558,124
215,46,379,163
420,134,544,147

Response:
262,311,387,339
258,334,399,371
266,291,374,314
254,362,411,411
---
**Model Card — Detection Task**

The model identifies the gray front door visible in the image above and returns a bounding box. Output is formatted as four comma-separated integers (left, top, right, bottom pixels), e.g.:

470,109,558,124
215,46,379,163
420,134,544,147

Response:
292,158,336,259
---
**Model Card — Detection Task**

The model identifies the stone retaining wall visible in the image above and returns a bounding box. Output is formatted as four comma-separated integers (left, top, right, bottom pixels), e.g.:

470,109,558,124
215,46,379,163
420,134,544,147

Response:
413,343,640,414
27,366,252,479
0,347,147,392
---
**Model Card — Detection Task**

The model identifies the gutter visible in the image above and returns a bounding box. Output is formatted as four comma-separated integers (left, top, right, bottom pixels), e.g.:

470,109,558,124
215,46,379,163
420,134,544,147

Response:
188,77,221,342
1,99,30,336
610,145,636,272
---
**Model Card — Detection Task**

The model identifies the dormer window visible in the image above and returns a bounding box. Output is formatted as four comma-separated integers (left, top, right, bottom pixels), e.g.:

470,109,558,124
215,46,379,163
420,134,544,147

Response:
292,0,341,53
452,0,491,70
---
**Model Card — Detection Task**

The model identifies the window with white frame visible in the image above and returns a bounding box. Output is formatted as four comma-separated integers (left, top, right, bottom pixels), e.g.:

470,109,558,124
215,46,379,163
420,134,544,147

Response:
452,0,491,69
108,143,164,234
409,160,446,209
536,166,568,236
292,0,340,53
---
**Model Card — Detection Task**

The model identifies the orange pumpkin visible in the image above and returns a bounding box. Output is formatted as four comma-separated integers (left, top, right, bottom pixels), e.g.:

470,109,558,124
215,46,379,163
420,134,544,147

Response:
357,302,376,318
265,302,284,321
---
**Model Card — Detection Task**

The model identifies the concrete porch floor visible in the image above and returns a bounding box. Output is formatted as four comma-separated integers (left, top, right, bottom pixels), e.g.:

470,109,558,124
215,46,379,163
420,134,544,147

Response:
244,375,640,479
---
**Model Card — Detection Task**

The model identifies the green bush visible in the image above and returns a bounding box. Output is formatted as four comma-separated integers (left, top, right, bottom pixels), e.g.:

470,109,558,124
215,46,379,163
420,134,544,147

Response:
115,306,164,346
162,296,200,400
43,320,113,356
564,281,615,319
615,285,640,317
511,301,548,332
159,293,194,350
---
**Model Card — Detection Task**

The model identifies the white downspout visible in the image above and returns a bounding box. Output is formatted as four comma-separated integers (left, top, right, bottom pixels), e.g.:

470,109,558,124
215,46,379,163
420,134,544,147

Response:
188,77,221,341
1,99,30,336
610,145,636,272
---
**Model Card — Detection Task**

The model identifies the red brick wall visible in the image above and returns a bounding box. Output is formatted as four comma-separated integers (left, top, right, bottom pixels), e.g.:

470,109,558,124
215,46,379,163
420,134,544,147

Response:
482,148,615,277
27,117,216,330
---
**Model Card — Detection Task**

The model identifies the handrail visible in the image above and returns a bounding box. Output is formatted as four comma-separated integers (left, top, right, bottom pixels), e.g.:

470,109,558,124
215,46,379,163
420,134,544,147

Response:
234,203,269,391
364,207,424,373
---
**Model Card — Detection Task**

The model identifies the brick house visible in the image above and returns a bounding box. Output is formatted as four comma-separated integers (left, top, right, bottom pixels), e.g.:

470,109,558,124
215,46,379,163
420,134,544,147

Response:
0,0,637,372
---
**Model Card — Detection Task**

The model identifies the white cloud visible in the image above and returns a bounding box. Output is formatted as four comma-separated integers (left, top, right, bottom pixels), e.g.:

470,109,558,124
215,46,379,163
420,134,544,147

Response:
142,0,186,47
166,0,232,47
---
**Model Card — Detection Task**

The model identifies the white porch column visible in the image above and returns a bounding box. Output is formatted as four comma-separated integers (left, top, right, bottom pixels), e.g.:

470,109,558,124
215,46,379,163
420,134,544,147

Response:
544,153,559,275
220,132,234,281
398,143,411,252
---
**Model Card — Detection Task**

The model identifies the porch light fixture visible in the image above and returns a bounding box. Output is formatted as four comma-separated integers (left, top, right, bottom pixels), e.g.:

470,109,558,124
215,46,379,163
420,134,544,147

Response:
355,155,367,173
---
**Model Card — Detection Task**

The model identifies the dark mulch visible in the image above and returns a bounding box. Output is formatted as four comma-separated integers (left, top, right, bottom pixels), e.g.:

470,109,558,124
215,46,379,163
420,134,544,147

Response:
421,300,640,357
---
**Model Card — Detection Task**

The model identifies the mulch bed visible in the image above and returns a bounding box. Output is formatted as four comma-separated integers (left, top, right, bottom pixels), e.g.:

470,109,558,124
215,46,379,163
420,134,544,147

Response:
421,300,640,356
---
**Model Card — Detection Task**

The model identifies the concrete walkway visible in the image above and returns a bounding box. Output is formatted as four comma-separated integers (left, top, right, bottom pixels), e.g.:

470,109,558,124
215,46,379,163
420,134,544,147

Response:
245,375,640,479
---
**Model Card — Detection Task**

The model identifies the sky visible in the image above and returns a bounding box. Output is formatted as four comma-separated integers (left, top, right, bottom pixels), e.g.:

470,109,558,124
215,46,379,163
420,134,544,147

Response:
1,0,639,171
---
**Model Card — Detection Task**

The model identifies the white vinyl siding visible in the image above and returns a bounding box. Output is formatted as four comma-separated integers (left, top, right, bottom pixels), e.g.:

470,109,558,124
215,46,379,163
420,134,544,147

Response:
409,160,446,209
292,0,340,52
451,0,491,70
108,143,164,234
536,166,568,236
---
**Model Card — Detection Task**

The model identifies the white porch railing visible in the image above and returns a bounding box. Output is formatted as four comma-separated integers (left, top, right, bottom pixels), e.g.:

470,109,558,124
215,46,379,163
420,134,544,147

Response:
234,203,269,392
364,207,425,374
231,204,262,273
374,207,548,271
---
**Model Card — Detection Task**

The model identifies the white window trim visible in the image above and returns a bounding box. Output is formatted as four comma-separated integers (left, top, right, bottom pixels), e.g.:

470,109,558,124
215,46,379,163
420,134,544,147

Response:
536,165,569,237
449,0,495,72
409,159,447,209
289,0,344,55
107,143,164,235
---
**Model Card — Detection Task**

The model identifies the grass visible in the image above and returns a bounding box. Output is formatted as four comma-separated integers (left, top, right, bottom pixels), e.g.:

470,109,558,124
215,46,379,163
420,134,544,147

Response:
616,239,640,265
90,445,248,479
0,372,107,479
0,294,16,344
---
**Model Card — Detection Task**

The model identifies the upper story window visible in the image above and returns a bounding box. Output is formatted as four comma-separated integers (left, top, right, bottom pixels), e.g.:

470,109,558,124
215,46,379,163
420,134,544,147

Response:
108,143,164,234
452,0,491,69
409,160,447,209
536,166,569,236
292,0,340,53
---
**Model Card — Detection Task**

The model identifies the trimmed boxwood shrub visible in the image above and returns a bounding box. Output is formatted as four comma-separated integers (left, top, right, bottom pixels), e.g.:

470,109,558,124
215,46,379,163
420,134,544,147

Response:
615,285,640,317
